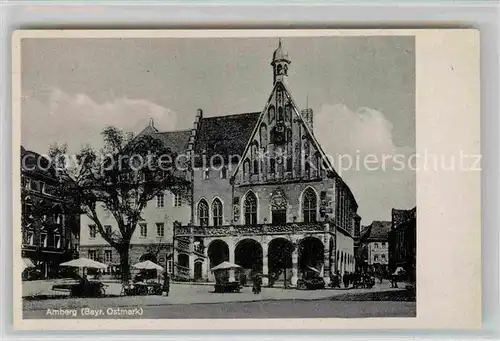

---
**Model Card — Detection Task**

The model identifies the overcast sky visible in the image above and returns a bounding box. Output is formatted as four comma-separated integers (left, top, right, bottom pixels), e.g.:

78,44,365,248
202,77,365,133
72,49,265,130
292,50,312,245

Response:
21,36,416,224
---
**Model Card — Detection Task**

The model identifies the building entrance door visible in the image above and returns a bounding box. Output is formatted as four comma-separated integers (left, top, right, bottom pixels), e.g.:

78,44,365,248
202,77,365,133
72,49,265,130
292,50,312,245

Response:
194,262,202,280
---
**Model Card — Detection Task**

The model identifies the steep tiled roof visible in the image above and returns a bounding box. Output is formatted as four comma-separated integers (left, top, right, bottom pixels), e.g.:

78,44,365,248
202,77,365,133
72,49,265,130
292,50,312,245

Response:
20,146,57,179
361,221,391,242
136,123,191,155
152,130,191,155
360,225,370,238
392,207,417,230
193,112,261,164
369,221,391,240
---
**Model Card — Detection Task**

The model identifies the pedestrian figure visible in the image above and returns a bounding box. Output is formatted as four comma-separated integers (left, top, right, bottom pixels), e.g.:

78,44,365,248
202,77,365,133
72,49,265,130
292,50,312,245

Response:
391,274,398,288
255,275,262,294
331,271,341,288
343,272,349,288
162,272,170,296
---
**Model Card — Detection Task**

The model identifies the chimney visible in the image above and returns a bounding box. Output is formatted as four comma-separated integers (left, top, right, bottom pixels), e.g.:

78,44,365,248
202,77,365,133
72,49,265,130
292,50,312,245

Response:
301,108,313,132
196,108,203,120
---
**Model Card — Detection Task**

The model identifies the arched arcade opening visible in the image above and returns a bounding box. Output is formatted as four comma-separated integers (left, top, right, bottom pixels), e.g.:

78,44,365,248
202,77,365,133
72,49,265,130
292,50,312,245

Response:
268,238,294,286
234,239,263,271
298,236,324,277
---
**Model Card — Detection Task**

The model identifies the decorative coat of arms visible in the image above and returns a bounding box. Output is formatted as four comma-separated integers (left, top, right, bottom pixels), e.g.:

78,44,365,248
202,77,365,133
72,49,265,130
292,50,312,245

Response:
270,188,288,210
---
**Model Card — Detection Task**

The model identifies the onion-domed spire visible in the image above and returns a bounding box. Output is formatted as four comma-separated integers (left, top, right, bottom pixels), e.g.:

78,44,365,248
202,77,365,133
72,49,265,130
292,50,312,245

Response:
271,39,291,85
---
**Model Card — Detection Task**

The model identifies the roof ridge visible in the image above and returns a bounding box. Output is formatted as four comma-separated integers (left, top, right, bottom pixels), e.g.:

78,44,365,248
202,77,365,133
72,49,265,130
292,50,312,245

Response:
201,112,261,120
155,129,191,134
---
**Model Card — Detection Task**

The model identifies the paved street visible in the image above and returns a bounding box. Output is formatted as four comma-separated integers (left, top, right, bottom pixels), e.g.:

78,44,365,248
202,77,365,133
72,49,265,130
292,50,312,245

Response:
24,298,416,319
23,279,415,319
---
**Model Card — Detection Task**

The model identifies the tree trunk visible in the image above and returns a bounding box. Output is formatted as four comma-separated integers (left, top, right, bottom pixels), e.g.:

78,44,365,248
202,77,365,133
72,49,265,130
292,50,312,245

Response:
119,244,131,283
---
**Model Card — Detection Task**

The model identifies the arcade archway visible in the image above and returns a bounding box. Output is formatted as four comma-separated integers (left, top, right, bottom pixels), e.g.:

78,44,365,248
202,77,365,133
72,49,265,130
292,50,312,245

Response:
207,239,229,269
234,239,263,271
298,236,324,273
268,238,294,286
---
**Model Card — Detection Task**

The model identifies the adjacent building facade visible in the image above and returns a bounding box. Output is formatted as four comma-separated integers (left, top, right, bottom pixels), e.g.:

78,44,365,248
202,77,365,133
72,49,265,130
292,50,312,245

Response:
357,221,391,274
21,146,79,279
388,207,417,282
78,41,361,286
79,130,192,276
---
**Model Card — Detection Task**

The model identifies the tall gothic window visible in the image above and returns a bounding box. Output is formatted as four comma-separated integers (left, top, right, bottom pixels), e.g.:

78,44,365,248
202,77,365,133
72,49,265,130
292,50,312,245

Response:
198,199,209,226
271,193,287,224
251,142,259,159
212,198,223,226
305,162,311,178
303,188,317,223
243,159,250,177
260,124,268,147
268,105,276,122
270,158,276,174
252,142,259,175
244,192,258,226
315,153,322,177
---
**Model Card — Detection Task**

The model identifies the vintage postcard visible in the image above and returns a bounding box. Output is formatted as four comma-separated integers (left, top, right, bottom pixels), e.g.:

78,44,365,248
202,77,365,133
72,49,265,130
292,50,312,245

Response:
12,29,480,330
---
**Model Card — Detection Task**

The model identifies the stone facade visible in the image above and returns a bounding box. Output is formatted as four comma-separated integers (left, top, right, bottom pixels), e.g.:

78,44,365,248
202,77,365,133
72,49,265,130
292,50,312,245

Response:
21,146,79,279
79,41,360,287
173,41,360,287
79,188,191,271
388,207,417,282
367,241,389,269
79,243,174,276
357,220,391,274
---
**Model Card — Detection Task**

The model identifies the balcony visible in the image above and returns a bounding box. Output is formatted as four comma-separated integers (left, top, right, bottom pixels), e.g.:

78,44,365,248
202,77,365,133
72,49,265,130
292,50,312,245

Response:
175,240,190,252
174,222,329,237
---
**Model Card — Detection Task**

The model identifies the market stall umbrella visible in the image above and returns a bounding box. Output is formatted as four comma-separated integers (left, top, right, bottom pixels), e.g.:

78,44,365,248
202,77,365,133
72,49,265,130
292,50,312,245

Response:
393,267,406,276
210,261,242,272
60,257,108,269
22,258,35,272
307,266,321,274
132,260,164,272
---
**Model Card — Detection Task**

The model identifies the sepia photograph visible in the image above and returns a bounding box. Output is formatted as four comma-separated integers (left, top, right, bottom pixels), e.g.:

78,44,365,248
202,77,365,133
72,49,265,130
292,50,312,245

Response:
12,29,480,330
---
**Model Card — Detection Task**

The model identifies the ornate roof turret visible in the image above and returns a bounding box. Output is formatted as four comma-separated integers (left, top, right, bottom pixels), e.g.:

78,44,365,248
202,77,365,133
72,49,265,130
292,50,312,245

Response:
272,39,290,63
271,39,291,85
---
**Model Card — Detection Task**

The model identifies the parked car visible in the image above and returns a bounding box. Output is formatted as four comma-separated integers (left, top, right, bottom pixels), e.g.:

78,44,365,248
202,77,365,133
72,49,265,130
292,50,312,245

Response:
296,276,326,290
